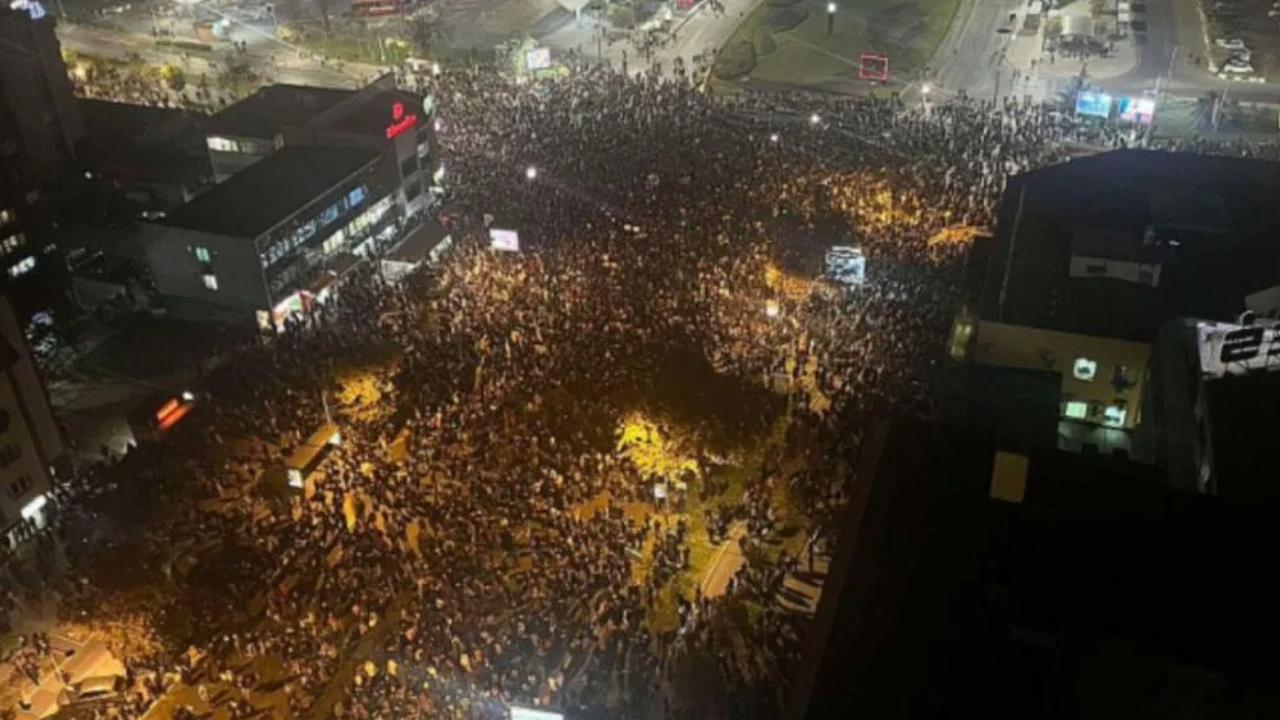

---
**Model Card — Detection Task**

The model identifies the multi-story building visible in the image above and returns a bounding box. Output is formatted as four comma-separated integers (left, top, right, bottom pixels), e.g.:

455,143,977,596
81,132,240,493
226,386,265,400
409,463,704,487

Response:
141,144,398,328
201,75,440,218
0,2,84,317
947,149,1280,500
0,294,63,553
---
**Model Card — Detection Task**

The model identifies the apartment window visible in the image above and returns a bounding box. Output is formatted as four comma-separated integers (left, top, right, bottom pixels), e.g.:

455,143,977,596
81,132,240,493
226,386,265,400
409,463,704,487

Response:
1,233,24,256
1064,401,1089,420
194,246,212,263
6,473,31,500
8,256,36,277
202,273,219,291
0,208,12,226
1072,357,1098,382
347,187,366,207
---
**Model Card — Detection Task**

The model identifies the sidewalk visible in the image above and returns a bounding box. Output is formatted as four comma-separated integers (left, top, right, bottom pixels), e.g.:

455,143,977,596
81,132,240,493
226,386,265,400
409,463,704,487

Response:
1002,6,1138,102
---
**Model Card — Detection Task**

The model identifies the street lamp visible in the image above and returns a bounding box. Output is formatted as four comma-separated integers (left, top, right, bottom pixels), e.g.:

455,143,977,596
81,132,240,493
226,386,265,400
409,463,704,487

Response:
525,166,538,181
769,133,780,143
765,300,780,318
826,2,836,35
809,113,821,125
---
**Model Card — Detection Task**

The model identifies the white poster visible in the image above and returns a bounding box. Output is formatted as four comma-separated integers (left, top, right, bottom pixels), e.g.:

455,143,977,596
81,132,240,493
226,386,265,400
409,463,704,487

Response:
490,228,520,252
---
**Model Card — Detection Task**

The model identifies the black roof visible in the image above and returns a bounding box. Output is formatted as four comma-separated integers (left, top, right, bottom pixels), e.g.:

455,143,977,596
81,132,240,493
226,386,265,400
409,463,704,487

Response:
320,89,427,139
158,145,380,238
980,150,1280,341
1204,370,1280,501
789,420,1280,720
206,84,354,139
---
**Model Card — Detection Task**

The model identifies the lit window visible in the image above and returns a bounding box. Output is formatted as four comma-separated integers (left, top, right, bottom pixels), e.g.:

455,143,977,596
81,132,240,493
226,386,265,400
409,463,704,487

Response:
0,208,12,225
206,136,239,153
194,246,212,263
1064,401,1089,420
348,187,366,207
1104,405,1127,428
1072,358,1098,382
1,233,24,255
202,273,219,290
7,256,35,277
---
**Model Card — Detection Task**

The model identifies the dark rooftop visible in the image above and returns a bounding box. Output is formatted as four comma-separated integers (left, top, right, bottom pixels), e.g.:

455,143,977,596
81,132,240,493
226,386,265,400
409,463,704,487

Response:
980,150,1280,341
789,420,1280,720
206,84,354,139
1204,370,1280,501
318,89,427,139
157,145,380,238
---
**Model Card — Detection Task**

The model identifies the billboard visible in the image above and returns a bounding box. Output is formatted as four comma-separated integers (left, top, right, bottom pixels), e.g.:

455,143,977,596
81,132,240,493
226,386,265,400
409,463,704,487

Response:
858,54,890,82
525,48,552,71
490,228,520,252
825,246,866,286
1196,320,1280,378
1116,96,1155,124
1075,91,1113,118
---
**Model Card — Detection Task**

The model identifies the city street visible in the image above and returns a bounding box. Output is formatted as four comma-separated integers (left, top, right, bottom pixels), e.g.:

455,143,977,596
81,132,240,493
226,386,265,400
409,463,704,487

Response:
57,21,382,90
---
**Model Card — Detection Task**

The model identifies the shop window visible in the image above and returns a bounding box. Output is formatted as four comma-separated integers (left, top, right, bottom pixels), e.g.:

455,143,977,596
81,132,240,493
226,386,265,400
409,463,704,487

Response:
202,273,219,291
8,256,35,277
318,202,342,227
194,246,212,263
1072,357,1098,382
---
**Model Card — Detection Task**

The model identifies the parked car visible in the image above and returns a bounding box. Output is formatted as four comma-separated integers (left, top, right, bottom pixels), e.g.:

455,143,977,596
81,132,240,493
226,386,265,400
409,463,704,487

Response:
1221,57,1254,74
1230,49,1252,63
1215,37,1247,50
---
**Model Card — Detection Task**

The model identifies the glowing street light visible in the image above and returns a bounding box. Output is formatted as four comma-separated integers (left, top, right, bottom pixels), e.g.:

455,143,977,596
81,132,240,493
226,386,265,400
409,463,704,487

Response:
525,166,538,180
769,133,780,142
921,82,931,96
826,2,836,35
765,300,780,318
809,113,821,125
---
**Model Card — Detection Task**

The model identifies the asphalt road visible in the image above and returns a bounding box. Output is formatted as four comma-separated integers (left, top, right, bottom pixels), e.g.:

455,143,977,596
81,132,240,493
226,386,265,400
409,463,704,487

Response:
57,22,376,90
925,0,1022,101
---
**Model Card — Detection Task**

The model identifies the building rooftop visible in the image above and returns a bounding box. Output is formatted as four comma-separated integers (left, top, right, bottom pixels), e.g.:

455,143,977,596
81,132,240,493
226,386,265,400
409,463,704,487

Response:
788,420,1280,720
1204,370,1280,501
157,145,380,239
980,150,1280,341
317,89,427,140
205,84,354,140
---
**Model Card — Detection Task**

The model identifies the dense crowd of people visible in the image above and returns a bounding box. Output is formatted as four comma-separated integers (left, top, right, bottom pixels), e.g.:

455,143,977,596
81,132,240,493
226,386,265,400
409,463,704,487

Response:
10,55,1280,720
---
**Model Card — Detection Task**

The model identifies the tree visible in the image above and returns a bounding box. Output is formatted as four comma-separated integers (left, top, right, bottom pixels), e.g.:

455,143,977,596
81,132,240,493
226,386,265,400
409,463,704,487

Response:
406,11,448,57
316,0,333,36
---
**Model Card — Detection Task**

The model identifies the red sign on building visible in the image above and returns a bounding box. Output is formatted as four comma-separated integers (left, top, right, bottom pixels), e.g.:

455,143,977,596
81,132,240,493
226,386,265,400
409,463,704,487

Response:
385,102,418,140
